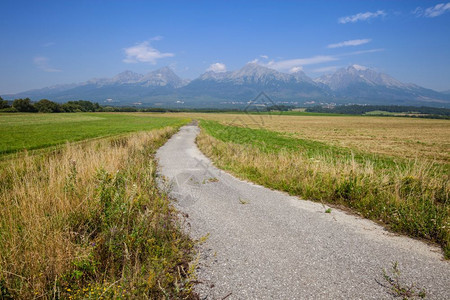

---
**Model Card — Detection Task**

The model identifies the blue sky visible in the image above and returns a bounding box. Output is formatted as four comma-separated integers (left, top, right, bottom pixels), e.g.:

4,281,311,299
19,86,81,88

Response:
1,0,450,94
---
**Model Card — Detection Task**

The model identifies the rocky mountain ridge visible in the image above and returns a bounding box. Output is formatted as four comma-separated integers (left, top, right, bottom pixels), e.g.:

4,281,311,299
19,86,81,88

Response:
3,63,449,108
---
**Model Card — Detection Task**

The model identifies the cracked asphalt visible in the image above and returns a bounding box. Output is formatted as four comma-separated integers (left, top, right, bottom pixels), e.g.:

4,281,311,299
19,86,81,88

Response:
156,124,449,299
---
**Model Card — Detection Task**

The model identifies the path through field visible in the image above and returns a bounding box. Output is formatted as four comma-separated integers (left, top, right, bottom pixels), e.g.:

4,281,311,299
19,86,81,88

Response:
156,124,449,299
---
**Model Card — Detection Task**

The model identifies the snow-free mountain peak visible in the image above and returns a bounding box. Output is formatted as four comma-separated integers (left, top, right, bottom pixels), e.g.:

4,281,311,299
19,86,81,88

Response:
315,65,409,90
197,63,316,85
112,70,144,84
199,71,231,81
229,63,293,84
139,66,184,87
234,63,281,76
290,69,315,84
197,63,288,84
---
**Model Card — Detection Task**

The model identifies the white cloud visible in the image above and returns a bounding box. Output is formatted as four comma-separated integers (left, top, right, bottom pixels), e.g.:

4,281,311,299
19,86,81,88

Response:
343,48,385,56
42,42,55,47
206,62,227,73
250,55,269,64
327,39,371,48
123,41,174,64
33,56,61,72
150,35,163,41
338,10,386,24
262,55,337,72
289,66,303,73
252,48,383,73
415,2,450,17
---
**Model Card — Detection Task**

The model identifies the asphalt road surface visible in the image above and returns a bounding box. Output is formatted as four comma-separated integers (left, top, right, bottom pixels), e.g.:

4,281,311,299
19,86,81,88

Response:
156,124,449,299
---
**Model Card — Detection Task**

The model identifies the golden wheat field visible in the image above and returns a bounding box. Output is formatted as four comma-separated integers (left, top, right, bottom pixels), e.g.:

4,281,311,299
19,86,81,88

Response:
155,112,450,163
168,112,449,257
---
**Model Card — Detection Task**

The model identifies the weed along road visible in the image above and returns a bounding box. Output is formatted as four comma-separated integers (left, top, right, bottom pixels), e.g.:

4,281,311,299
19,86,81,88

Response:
156,124,450,299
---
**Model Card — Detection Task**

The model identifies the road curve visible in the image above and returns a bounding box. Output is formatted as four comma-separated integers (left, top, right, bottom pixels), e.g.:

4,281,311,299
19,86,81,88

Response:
156,124,449,299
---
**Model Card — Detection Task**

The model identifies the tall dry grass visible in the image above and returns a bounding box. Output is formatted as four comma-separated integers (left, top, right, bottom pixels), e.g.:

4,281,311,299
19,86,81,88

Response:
0,128,196,299
197,132,450,258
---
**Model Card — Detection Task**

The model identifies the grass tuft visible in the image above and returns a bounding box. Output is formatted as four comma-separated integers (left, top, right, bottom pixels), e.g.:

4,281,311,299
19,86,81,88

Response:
381,261,426,299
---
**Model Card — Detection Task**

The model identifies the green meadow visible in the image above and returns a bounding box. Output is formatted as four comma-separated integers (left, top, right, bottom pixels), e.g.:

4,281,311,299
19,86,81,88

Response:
0,113,189,156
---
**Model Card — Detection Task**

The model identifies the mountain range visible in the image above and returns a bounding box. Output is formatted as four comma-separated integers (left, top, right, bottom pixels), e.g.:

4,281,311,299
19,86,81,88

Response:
3,64,450,108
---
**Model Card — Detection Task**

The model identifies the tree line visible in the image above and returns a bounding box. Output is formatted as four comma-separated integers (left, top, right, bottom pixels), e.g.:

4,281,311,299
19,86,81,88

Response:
0,97,242,113
2,97,449,118
0,97,162,113
305,104,450,119
0,97,104,113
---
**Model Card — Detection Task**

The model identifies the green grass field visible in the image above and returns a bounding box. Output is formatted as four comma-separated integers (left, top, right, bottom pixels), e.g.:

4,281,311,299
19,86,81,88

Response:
364,110,398,116
0,113,189,156
200,120,407,169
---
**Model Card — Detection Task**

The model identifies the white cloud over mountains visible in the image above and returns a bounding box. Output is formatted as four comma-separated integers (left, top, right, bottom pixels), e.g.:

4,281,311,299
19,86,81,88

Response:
207,62,227,73
261,55,337,72
267,55,337,70
289,66,303,73
33,56,61,72
249,47,384,73
123,41,174,64
338,10,386,24
327,39,371,48
344,48,384,56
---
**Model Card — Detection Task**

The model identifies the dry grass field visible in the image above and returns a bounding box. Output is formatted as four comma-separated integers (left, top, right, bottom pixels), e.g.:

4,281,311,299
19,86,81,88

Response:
0,124,196,299
186,113,449,258
160,113,450,163
1,111,448,299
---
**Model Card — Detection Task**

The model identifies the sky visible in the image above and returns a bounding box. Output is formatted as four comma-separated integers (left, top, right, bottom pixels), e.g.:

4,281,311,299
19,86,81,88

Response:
1,0,450,94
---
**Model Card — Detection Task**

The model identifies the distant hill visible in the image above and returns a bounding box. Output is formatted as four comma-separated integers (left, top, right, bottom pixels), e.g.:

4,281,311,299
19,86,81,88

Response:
3,64,450,108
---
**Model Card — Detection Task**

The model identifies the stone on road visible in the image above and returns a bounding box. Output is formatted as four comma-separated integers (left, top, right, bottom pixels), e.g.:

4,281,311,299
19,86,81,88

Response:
156,124,449,299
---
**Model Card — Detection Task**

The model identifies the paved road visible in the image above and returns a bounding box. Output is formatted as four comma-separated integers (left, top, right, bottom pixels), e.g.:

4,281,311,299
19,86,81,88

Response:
156,124,449,299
